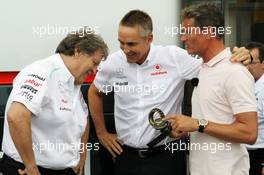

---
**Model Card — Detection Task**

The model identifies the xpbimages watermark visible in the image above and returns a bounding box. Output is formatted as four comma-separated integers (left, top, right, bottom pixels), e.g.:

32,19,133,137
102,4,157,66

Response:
164,24,232,37
98,83,166,95
33,140,100,153
32,25,100,38
165,140,232,154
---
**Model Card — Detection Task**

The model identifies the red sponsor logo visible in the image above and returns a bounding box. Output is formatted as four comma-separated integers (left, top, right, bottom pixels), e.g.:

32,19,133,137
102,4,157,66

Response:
25,79,42,87
150,64,167,76
154,64,161,71
151,71,168,76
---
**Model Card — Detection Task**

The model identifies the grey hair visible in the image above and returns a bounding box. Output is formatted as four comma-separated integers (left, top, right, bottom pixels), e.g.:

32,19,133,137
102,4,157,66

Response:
55,27,108,59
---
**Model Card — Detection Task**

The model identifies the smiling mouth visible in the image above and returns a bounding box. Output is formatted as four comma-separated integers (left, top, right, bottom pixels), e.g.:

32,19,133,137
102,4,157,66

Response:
126,53,137,58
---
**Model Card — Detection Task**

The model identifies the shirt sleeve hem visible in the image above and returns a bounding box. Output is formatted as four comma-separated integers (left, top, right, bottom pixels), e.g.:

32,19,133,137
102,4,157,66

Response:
11,98,39,115
233,107,257,115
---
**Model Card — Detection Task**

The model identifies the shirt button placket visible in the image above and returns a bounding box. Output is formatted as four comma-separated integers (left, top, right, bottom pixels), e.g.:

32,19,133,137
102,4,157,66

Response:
136,66,144,137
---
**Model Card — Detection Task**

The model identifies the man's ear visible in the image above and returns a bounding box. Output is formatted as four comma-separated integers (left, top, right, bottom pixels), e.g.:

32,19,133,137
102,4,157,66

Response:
261,62,264,69
147,33,153,43
74,48,81,56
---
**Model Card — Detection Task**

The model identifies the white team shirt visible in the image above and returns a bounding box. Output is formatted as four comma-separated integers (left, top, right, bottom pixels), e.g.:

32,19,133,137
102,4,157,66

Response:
94,44,201,148
247,74,264,149
2,54,88,169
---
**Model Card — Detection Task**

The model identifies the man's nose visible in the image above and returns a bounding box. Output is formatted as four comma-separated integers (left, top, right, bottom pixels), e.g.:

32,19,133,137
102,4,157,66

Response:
180,34,187,42
122,45,130,54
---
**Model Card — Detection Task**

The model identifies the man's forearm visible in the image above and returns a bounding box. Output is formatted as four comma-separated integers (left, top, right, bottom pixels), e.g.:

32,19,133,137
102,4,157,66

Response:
7,103,37,168
88,84,108,135
9,123,37,168
170,112,257,144
204,120,257,144
80,119,89,155
202,112,258,144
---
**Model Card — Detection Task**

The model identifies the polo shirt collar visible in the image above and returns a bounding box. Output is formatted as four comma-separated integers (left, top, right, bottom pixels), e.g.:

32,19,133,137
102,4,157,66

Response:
53,54,74,83
141,44,155,65
204,48,231,67
256,73,264,85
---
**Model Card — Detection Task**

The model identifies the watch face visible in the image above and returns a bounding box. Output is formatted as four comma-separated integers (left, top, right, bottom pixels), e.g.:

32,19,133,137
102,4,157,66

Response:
199,119,208,126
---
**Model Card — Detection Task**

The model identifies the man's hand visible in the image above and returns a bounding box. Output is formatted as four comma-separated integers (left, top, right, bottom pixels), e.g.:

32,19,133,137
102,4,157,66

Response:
261,166,264,175
88,84,123,157
169,130,188,139
230,46,251,65
165,114,198,133
97,132,123,157
18,166,40,175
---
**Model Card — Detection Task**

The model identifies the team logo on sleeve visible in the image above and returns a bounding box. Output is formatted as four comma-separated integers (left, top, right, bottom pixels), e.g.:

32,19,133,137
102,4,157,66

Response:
27,74,46,81
20,85,38,94
15,74,45,101
16,91,34,101
24,79,42,87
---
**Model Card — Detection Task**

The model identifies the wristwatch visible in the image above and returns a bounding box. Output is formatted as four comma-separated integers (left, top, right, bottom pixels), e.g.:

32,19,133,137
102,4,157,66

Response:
198,119,208,133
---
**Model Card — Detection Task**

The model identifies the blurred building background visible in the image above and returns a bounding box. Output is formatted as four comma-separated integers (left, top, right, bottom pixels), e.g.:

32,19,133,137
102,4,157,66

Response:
183,0,264,46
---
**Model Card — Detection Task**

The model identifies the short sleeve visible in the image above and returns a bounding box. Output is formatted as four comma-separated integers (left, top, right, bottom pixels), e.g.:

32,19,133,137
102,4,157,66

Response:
10,67,48,115
93,58,114,94
224,67,257,114
169,46,202,80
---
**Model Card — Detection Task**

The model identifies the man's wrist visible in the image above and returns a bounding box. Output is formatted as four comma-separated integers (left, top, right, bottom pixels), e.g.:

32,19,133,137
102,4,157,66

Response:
96,128,108,135
26,164,38,169
193,118,199,131
26,164,40,174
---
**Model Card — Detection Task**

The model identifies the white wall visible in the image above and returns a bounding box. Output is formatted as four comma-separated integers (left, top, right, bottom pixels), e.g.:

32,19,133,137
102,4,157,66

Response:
0,0,182,71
